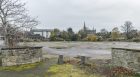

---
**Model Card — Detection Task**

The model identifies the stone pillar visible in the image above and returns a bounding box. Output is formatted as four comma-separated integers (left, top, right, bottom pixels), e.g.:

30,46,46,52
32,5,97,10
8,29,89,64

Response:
58,55,64,64
80,56,86,65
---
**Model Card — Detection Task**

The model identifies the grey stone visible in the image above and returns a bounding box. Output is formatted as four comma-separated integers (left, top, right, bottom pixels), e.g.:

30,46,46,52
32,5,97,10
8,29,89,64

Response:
80,56,86,65
58,55,64,64
0,47,43,66
112,48,140,73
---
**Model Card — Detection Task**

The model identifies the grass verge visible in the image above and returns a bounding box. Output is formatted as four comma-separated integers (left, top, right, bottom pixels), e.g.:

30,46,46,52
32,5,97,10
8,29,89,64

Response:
45,64,104,77
0,62,42,72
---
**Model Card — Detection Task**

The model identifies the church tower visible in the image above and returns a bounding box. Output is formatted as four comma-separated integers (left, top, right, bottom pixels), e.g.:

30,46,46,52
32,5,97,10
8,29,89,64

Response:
83,21,87,31
92,27,96,34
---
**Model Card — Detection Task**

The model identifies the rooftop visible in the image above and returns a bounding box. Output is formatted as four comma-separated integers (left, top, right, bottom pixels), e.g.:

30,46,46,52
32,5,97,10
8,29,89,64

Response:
1,46,43,50
112,47,140,52
30,29,53,32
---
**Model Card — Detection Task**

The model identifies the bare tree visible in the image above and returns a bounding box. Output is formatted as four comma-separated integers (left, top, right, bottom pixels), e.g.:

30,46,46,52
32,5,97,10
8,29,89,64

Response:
121,21,134,39
0,0,38,47
100,28,110,40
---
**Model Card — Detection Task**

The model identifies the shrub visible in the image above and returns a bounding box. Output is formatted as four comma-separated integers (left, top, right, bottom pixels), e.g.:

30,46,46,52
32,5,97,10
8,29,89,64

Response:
133,73,140,77
50,37,64,41
132,38,140,42
97,36,103,41
87,34,97,42
81,37,88,41
109,66,134,77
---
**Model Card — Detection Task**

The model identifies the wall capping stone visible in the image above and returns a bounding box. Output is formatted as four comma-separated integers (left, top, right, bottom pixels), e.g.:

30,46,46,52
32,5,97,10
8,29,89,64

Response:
1,46,43,50
112,48,140,52
112,48,140,73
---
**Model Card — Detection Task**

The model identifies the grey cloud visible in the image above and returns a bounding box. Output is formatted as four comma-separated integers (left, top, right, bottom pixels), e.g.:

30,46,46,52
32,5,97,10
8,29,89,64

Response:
24,0,140,32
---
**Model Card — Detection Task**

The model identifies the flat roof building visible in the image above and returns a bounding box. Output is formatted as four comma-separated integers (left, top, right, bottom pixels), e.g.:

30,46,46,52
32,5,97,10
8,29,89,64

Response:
30,29,53,39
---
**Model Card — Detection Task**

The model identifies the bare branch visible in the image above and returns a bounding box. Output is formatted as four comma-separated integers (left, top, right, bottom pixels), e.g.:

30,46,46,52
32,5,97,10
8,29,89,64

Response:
0,0,38,47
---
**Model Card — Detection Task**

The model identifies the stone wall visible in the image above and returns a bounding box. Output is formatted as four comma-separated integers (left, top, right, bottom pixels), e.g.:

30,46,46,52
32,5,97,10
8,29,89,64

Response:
0,47,43,66
112,48,140,73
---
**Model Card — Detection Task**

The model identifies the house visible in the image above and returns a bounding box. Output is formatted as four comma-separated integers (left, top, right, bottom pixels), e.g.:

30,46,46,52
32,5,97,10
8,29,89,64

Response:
29,29,53,39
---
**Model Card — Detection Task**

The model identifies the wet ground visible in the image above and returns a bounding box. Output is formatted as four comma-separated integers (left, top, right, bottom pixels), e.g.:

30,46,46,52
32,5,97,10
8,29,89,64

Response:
1,41,140,60
30,42,140,59
1,42,140,77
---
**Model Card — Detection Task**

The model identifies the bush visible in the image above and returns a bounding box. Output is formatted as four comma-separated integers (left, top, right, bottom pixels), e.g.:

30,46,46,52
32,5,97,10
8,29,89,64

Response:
87,34,97,42
132,38,140,42
50,37,64,41
133,73,140,77
109,66,134,77
22,38,34,42
107,38,121,41
97,36,103,41
81,37,88,41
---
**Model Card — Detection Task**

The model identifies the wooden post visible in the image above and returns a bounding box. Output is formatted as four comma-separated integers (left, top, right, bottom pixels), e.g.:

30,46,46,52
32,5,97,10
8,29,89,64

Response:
58,55,64,64
80,56,85,65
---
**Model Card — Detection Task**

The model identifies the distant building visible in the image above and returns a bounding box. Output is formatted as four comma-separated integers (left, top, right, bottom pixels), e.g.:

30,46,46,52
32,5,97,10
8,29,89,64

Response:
29,29,53,39
83,22,96,35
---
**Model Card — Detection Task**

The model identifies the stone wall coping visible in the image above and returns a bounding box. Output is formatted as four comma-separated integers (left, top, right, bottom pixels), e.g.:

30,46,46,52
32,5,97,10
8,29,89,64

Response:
1,46,43,50
112,48,140,52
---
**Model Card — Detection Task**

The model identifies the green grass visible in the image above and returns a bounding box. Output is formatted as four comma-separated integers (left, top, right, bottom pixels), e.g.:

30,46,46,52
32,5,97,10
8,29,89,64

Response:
133,73,140,77
46,64,104,77
0,62,42,72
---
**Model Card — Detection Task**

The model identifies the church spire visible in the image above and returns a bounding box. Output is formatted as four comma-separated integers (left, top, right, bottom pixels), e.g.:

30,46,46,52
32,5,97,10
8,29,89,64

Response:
83,21,86,31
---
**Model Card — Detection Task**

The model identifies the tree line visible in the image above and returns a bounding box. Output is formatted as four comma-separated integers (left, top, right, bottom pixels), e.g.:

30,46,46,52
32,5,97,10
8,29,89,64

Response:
1,0,139,48
50,21,140,42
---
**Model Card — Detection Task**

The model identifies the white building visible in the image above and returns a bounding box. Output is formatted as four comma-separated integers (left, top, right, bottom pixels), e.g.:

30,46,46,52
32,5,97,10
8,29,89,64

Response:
30,29,53,39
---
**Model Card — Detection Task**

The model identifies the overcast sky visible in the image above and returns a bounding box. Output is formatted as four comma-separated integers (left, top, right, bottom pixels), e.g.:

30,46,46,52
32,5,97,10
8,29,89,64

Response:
24,0,140,32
